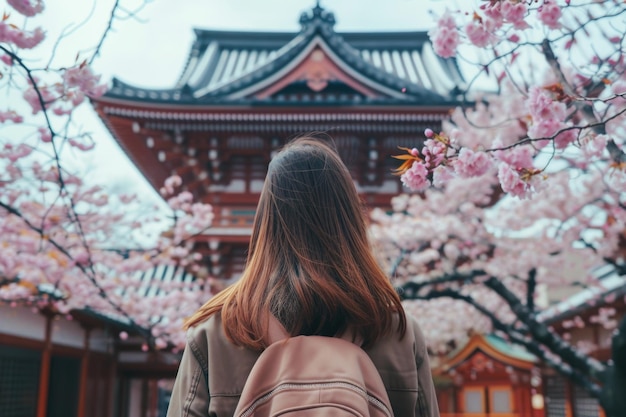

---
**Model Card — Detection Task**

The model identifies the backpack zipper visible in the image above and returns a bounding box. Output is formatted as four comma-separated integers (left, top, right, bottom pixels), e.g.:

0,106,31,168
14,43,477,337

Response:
238,381,392,417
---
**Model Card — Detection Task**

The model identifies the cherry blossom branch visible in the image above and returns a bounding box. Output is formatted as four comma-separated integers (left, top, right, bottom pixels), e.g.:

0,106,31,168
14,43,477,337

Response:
481,107,626,153
88,0,121,64
526,268,536,313
504,329,603,398
402,286,603,397
0,45,132,323
484,277,606,378
0,45,55,134
396,269,487,297
0,200,152,340
399,286,520,336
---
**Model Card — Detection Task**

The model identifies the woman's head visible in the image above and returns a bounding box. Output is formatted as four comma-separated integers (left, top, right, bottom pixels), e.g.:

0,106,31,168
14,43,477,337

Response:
251,136,368,282
186,135,406,349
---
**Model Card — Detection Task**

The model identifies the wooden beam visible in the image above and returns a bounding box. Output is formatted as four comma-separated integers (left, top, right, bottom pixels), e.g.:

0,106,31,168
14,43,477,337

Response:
0,333,45,350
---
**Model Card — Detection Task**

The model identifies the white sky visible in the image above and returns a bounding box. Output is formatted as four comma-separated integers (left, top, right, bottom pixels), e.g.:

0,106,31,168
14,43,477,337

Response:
18,0,453,203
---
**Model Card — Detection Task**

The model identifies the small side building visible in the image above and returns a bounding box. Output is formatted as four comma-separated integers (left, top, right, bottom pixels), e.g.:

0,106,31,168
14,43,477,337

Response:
435,333,541,417
0,305,117,417
538,265,626,417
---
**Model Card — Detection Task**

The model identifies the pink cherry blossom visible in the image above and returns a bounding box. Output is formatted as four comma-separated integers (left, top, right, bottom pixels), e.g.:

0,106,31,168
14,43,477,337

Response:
162,175,183,196
7,0,44,17
422,139,447,168
432,165,455,188
538,1,562,30
582,134,608,158
429,26,460,58
482,2,504,28
454,148,492,178
23,86,57,114
528,118,562,141
554,126,578,149
37,127,52,143
0,22,45,49
465,19,494,48
63,64,108,98
497,163,531,198
0,54,13,66
1,143,32,162
0,110,23,123
428,11,460,58
501,0,529,29
401,161,430,191
168,191,194,211
508,34,520,43
493,143,534,169
68,137,96,151
610,80,626,106
527,86,566,122
438,10,457,29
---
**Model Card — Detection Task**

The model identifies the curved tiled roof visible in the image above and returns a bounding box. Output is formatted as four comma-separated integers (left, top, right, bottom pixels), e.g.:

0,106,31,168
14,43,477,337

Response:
106,6,464,105
439,333,537,374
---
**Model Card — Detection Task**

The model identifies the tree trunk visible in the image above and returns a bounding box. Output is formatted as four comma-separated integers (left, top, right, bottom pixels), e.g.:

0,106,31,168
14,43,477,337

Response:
600,315,626,417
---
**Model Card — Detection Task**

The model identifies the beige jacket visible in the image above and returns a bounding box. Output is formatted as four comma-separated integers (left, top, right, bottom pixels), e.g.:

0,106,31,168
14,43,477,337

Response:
166,313,439,417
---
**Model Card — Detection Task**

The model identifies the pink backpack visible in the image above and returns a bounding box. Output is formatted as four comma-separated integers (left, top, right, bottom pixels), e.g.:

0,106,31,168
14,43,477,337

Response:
233,316,394,417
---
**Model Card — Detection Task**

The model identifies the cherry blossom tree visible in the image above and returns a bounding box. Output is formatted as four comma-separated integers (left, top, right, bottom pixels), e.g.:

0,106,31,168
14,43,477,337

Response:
0,0,215,350
370,1,626,414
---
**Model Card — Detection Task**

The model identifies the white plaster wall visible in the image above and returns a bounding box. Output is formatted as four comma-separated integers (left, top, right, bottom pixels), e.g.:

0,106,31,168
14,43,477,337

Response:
0,304,114,351
0,304,46,340
50,315,87,348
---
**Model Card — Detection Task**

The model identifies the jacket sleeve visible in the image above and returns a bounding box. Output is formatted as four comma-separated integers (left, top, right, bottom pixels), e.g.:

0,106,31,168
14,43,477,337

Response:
166,328,210,417
413,318,440,417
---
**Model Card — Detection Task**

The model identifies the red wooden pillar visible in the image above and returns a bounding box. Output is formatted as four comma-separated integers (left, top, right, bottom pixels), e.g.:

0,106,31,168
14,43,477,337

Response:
77,327,91,417
565,380,574,417
36,312,53,417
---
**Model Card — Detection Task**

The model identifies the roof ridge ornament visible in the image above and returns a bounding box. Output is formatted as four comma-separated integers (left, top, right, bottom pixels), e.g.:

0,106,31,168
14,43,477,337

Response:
299,2,336,30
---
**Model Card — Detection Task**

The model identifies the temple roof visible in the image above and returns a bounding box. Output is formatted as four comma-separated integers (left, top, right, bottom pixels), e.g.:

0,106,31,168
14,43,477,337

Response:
439,333,537,374
105,5,464,106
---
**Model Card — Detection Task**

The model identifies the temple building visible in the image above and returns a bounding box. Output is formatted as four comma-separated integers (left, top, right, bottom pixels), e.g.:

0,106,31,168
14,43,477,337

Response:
92,4,464,282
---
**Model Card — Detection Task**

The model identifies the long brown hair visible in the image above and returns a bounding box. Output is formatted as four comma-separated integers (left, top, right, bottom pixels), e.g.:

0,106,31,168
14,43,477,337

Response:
185,136,406,350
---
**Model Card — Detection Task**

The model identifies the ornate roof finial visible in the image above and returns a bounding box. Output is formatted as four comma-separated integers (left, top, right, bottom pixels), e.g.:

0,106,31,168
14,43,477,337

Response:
299,2,335,29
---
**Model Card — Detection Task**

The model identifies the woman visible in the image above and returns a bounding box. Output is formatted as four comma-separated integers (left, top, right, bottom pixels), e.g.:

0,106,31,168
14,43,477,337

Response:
167,136,439,417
